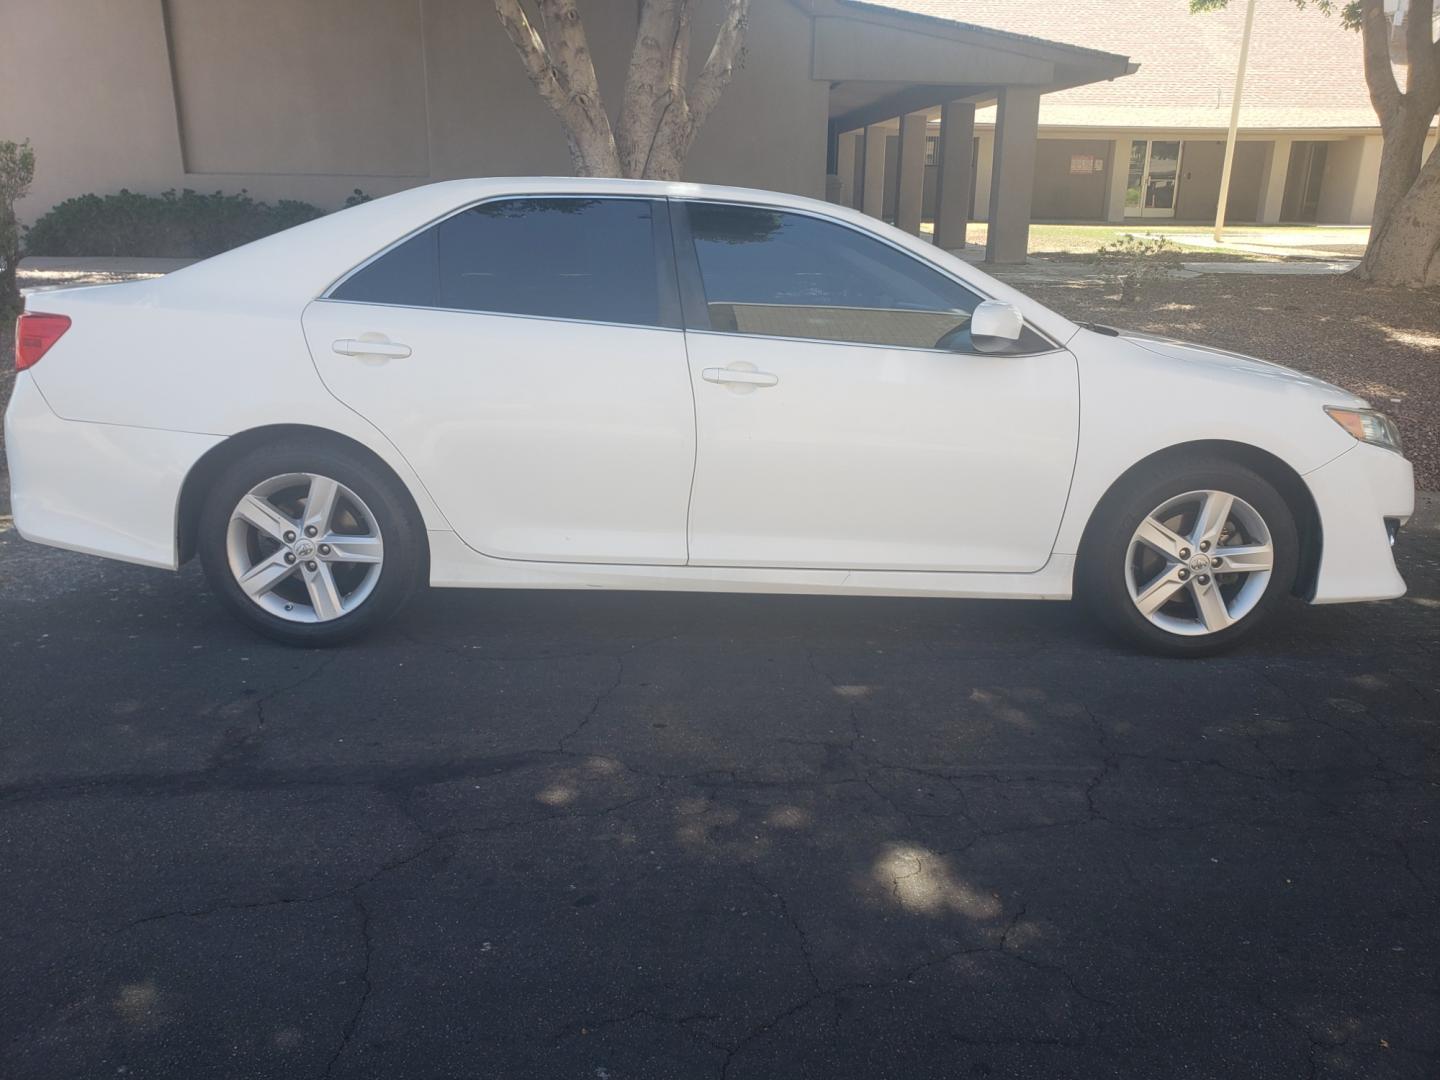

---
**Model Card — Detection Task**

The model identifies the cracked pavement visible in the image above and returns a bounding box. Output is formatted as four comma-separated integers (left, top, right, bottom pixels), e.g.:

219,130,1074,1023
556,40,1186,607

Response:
0,520,1437,1079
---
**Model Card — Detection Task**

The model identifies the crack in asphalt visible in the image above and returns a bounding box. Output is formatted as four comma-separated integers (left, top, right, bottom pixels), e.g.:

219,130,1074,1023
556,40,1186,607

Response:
558,655,626,751
321,896,374,1078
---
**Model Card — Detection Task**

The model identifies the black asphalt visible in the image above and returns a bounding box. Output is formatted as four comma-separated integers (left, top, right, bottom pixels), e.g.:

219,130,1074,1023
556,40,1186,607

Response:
1,515,1437,1080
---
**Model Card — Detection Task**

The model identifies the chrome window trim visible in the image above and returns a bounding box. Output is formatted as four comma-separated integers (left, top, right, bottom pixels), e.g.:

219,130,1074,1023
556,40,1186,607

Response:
317,189,1062,353
681,327,1067,359
312,296,686,335
671,196,1063,356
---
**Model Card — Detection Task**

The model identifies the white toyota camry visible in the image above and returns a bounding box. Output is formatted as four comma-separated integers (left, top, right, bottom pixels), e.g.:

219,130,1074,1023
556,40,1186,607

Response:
5,179,1413,654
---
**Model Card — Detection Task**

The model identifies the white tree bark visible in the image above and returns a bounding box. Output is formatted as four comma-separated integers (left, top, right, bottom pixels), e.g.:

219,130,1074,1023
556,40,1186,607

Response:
495,0,750,180
492,0,621,176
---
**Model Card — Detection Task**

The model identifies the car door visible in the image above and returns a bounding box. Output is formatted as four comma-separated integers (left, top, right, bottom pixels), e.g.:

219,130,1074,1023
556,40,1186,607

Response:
673,200,1078,574
303,196,695,565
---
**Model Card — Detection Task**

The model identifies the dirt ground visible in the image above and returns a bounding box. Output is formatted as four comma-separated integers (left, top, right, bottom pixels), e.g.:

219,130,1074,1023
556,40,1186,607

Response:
1025,274,1440,489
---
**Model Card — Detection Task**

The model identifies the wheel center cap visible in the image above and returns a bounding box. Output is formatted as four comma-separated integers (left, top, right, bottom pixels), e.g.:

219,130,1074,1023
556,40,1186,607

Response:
1189,554,1212,573
294,539,316,559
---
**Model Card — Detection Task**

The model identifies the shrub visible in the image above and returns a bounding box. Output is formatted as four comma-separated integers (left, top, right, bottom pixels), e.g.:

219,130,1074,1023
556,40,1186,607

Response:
23,188,333,258
1,138,36,319
1095,232,1183,304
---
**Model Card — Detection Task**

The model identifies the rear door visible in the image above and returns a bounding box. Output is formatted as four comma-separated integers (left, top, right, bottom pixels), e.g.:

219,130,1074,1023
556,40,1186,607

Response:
303,196,695,565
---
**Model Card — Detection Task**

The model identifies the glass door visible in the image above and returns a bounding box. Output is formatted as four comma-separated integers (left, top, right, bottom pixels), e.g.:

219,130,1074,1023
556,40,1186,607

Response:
1125,140,1183,218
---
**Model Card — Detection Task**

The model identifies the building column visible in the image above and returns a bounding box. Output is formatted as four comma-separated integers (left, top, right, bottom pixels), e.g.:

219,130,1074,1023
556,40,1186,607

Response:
985,87,1041,264
1348,134,1384,224
861,124,889,218
895,111,928,236
1257,137,1293,224
972,131,995,222
933,101,975,249
834,130,860,208
1105,137,1131,222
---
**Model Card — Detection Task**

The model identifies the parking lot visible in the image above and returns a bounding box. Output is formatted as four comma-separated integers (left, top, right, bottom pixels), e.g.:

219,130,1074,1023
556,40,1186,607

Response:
1,512,1437,1079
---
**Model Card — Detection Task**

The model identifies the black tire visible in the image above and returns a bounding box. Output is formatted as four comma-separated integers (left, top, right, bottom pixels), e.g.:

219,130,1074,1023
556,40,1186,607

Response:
1076,457,1299,657
197,440,425,646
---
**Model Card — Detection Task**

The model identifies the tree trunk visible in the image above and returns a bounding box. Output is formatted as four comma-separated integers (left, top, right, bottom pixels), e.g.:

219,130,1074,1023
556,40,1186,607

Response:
492,0,622,177
1357,142,1440,286
1351,0,1440,285
497,0,748,180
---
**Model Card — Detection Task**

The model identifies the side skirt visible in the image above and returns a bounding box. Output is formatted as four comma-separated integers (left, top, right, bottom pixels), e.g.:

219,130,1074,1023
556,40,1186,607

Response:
426,531,1075,601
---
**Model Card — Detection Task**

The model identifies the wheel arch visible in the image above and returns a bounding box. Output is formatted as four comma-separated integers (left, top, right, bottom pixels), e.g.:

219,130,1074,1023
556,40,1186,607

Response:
1076,440,1322,599
175,424,431,570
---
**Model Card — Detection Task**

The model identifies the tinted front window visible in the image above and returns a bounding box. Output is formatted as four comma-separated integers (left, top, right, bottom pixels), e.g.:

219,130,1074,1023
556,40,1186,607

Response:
333,197,668,328
685,203,980,349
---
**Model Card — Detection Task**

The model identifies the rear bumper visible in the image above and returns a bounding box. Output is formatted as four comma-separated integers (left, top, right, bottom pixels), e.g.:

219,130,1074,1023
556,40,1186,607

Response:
1303,443,1413,604
3,373,221,569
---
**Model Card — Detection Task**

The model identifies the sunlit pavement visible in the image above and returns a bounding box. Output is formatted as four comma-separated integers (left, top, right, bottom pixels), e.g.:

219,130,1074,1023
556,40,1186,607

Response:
1,521,1436,1079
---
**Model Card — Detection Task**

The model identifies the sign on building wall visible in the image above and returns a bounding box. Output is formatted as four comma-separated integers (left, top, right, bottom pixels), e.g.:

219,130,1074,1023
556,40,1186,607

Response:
1069,154,1105,174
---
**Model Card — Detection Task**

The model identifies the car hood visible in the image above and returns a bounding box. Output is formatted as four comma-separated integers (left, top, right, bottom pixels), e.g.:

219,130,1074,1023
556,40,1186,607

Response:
1116,330,1367,406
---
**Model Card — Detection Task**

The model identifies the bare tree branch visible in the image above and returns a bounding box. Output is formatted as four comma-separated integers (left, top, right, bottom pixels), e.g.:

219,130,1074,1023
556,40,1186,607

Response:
1402,0,1438,104
687,0,750,133
617,0,685,177
492,0,620,175
1358,0,1403,119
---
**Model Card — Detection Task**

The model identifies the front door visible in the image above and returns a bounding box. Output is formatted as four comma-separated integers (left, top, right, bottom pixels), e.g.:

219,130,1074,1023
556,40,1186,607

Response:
673,201,1078,574
303,196,695,565
1126,140,1183,218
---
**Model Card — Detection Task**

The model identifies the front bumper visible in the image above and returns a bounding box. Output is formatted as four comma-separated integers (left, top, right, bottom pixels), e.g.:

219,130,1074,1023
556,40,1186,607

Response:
4,373,222,569
1303,442,1413,604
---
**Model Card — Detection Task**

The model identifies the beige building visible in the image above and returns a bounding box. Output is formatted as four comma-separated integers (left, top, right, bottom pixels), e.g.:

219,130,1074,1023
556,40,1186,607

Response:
859,0,1436,228
1,0,1134,262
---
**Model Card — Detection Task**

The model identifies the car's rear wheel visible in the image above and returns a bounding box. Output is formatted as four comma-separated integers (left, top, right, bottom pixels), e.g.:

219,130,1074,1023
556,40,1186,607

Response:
198,442,424,646
1078,459,1299,656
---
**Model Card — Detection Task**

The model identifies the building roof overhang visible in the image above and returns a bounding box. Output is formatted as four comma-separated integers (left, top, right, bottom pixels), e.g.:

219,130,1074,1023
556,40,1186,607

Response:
800,0,1135,129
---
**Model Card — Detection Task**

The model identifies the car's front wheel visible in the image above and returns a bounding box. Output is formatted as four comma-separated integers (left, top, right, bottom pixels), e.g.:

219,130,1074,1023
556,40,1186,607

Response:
1078,458,1299,656
198,442,424,646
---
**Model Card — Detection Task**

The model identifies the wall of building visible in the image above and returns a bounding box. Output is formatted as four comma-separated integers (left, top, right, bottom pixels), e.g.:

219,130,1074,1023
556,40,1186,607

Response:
0,0,828,226
1173,140,1266,223
1030,138,1111,221
1314,134,1390,225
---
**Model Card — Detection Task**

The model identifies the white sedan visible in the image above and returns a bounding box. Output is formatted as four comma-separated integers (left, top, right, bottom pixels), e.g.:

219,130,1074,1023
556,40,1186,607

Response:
5,179,1413,654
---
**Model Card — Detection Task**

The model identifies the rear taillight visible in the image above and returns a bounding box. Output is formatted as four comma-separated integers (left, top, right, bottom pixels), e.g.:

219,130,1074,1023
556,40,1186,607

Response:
15,312,72,371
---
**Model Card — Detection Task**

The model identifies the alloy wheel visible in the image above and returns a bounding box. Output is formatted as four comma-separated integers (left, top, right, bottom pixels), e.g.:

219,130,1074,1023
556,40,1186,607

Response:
1124,489,1275,637
225,472,385,623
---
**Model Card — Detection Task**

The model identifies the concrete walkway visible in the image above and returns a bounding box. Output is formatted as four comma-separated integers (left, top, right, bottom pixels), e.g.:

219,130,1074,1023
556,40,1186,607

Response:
948,247,1357,284
1181,259,1357,275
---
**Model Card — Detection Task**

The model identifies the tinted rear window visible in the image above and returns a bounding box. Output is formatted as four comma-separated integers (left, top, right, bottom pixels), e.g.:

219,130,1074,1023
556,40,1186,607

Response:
332,197,669,328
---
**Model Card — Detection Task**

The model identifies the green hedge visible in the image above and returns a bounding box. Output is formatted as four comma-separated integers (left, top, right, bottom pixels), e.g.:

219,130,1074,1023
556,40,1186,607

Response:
24,188,370,258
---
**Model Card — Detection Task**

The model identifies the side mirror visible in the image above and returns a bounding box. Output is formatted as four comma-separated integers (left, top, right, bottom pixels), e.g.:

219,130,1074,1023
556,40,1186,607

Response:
969,300,1025,353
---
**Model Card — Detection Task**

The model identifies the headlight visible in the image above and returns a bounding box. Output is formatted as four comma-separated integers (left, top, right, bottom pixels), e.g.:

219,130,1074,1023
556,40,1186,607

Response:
1324,406,1403,454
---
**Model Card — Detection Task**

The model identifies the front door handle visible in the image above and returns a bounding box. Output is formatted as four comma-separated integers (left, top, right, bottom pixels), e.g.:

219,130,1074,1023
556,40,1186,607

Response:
702,367,779,388
332,338,412,360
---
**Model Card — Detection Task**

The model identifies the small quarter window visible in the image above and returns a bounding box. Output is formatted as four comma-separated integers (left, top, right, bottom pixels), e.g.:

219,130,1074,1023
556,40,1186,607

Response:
331,228,439,308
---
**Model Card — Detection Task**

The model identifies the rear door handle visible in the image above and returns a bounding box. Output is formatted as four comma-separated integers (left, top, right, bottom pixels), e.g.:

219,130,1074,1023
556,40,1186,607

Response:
332,338,412,360
702,367,778,387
